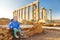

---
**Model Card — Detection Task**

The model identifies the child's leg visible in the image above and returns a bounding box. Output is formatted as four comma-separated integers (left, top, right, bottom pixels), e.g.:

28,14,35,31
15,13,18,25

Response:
18,29,24,36
13,28,17,37
18,29,22,34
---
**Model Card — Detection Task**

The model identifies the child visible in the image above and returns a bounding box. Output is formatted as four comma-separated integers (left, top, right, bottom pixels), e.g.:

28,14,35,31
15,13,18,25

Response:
8,16,22,38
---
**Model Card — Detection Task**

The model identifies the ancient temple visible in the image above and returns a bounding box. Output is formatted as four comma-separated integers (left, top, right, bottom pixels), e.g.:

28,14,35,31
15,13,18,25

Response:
13,0,48,23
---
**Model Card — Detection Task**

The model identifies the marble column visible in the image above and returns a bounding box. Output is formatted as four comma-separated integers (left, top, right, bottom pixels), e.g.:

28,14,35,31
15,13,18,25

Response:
28,6,30,21
13,11,15,17
18,10,20,22
16,10,19,21
41,7,47,21
13,10,16,17
49,9,52,21
19,10,20,21
36,0,39,21
34,5,36,21
32,4,34,20
24,7,26,21
21,9,23,20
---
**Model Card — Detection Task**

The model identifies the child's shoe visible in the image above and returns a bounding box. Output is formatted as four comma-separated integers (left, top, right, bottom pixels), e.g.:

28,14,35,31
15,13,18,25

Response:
15,35,19,38
20,33,24,36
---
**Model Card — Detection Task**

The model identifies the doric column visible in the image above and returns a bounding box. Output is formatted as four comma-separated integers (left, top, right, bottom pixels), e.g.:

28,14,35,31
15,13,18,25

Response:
34,5,36,21
13,10,17,17
16,10,18,21
41,7,44,19
13,11,15,17
32,4,34,20
36,0,39,22
28,6,30,21
24,7,26,21
43,9,47,21
49,9,52,21
18,10,20,22
41,7,47,22
21,9,23,20
19,10,20,21
16,10,19,21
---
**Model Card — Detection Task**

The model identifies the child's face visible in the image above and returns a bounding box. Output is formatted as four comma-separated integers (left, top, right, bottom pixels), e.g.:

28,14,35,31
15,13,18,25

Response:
13,17,18,22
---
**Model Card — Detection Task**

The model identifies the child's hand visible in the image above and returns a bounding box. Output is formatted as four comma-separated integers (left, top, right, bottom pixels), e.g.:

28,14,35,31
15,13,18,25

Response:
7,28,10,30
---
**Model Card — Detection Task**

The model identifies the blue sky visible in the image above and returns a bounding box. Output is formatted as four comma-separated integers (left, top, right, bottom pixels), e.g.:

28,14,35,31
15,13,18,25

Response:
0,0,60,20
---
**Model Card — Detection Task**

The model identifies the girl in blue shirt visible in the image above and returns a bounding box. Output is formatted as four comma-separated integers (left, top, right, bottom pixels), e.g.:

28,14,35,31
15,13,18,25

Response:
8,16,22,38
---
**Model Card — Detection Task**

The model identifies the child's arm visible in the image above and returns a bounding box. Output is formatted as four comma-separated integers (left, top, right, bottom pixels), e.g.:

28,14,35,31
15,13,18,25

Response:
8,22,13,29
18,22,20,30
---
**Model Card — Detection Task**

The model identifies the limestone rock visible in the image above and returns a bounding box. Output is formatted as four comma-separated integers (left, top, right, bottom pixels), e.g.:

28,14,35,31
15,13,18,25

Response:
0,27,13,40
24,24,43,37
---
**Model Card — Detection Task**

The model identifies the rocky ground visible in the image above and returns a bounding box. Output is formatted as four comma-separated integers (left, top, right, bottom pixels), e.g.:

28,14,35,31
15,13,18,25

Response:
1,24,60,40
12,29,60,40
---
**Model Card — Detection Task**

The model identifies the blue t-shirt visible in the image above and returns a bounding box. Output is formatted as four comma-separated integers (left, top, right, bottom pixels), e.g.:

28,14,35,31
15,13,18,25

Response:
9,21,20,30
